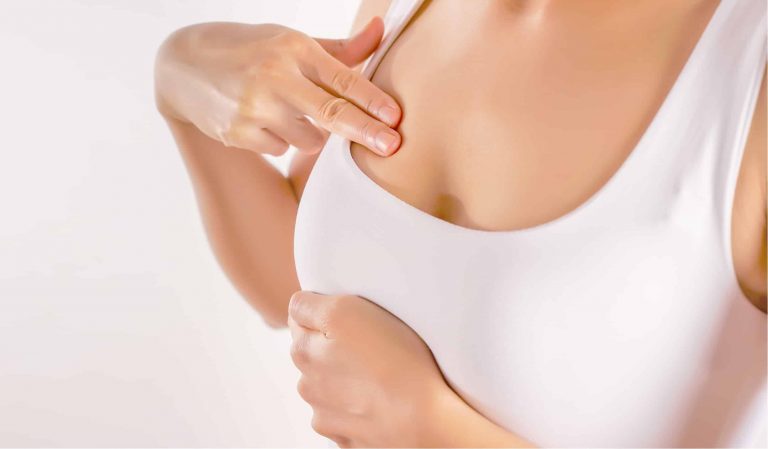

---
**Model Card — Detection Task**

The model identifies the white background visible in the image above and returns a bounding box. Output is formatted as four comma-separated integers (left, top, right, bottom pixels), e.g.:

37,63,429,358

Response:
0,0,360,446
1,0,767,447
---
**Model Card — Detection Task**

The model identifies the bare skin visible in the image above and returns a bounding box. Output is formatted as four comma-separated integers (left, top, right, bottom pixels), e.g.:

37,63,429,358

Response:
156,0,766,446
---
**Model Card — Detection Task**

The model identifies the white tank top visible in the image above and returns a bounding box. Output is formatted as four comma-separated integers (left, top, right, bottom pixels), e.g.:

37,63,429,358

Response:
294,0,767,446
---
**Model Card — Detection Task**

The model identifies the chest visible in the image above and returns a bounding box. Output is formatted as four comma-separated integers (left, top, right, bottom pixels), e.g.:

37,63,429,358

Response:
349,0,718,231
295,1,768,443
294,144,768,446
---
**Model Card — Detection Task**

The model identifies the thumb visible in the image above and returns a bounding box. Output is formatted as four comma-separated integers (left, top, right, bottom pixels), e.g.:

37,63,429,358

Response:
314,16,385,67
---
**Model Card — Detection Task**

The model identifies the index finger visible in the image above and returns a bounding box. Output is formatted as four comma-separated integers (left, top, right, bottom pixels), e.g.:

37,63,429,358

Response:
286,79,402,156
299,42,402,128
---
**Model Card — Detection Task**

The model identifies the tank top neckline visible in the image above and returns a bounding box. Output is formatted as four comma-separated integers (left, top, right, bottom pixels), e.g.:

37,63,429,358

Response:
340,0,727,239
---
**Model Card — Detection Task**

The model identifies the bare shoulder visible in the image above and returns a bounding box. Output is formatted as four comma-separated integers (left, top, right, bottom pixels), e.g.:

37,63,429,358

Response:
288,0,393,200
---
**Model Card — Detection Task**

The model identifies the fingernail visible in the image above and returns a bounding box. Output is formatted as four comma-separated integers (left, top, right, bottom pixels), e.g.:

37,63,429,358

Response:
379,106,398,126
375,130,399,155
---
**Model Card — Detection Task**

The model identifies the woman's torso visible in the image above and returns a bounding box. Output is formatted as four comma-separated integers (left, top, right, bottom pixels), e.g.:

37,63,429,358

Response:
350,0,766,310
295,0,767,446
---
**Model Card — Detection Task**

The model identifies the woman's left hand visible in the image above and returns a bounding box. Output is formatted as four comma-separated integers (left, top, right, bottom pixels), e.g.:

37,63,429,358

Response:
286,290,446,447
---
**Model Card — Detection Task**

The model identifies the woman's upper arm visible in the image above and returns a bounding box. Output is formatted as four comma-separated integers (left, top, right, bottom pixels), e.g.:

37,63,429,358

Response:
287,0,392,200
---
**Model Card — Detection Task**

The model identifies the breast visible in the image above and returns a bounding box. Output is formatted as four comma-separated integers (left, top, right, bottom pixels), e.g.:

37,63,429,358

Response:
294,0,767,445
295,134,767,448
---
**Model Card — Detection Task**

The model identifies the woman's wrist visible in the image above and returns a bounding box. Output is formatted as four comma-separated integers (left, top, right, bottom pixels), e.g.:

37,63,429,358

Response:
418,380,537,448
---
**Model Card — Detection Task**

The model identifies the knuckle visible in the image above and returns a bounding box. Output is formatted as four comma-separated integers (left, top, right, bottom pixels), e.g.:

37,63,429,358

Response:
273,29,306,52
296,376,315,403
330,69,356,95
221,123,242,148
288,291,304,317
310,412,334,437
317,97,349,124
238,94,268,123
359,120,378,145
289,338,310,368
364,96,377,116
240,69,282,112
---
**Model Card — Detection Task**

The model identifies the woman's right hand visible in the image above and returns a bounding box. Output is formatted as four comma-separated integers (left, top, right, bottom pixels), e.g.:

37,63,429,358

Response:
153,17,402,157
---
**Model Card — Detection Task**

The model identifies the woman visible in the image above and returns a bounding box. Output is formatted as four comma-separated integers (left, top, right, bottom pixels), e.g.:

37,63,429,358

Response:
154,0,767,447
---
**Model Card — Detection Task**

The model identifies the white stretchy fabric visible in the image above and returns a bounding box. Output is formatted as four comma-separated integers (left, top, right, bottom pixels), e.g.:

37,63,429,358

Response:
294,0,768,446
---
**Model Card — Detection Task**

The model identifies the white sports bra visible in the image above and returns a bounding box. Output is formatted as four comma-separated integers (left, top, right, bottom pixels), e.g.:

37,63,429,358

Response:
294,0,767,446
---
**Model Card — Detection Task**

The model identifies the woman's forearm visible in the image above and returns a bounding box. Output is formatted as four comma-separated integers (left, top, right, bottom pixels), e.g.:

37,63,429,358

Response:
421,384,538,448
160,114,300,328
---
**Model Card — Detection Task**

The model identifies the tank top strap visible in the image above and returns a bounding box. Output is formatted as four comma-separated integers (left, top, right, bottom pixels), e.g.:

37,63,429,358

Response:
707,0,767,268
638,0,767,166
650,0,768,273
360,0,424,80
